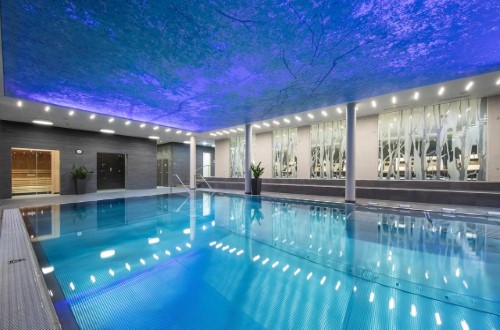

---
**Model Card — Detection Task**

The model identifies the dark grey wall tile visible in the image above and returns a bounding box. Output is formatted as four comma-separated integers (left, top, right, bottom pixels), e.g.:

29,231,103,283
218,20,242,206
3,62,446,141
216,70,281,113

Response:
0,120,156,198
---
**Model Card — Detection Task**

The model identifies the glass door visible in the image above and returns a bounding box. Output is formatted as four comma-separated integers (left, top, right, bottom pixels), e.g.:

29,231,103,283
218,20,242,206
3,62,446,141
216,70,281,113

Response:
11,148,60,195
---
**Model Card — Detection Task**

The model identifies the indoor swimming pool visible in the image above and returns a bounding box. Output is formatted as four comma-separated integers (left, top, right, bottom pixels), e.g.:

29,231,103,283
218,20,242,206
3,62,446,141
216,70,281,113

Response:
22,192,500,329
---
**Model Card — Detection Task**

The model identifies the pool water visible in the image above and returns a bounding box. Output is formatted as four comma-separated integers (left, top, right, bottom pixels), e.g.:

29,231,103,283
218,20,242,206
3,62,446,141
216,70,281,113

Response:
22,192,500,329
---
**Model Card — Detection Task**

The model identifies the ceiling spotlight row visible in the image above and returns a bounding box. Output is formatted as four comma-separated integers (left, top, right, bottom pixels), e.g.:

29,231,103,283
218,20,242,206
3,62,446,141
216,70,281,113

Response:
370,81,477,109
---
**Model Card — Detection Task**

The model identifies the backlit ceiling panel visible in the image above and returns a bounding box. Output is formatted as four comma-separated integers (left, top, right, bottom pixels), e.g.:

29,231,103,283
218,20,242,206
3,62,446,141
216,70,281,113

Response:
2,1,499,132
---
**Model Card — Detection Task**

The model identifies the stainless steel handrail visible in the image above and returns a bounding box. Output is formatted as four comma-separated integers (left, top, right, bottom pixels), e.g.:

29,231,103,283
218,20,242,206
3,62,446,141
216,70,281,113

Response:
197,174,215,192
174,174,190,194
195,165,215,192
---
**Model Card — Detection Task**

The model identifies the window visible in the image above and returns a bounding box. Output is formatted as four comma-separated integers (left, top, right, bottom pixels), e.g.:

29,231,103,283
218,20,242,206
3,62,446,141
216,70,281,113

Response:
273,128,298,178
378,98,487,181
310,121,346,179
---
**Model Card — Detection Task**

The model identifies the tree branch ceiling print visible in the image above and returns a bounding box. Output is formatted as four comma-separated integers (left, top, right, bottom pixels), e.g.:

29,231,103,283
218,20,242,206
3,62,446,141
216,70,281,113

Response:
1,0,499,131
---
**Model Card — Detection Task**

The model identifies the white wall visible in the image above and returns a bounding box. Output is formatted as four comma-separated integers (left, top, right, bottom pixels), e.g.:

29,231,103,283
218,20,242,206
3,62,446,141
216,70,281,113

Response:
255,132,273,178
215,139,230,177
297,126,310,179
355,115,379,180
487,95,500,181
214,95,500,181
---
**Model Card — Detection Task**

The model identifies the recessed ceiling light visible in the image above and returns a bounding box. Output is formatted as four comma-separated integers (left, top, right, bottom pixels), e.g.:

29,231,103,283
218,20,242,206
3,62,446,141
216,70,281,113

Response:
148,136,160,140
230,129,237,132
438,86,445,96
69,110,74,116
237,127,244,131
371,100,377,108
140,123,146,128
295,116,302,121
391,96,397,104
183,141,191,144
413,91,419,100
108,117,114,123
186,132,192,136
153,126,159,130
216,131,223,135
202,141,207,146
90,114,96,119
210,133,217,137
355,106,359,111
253,124,261,129
176,130,182,134
32,119,53,126
165,128,171,132
496,78,500,86
465,81,474,91
283,118,290,123
100,129,115,134
223,130,230,134
321,110,328,117
16,100,23,107
44,106,50,112
307,113,314,119
336,107,342,114
273,120,280,125
263,122,270,127
125,120,131,125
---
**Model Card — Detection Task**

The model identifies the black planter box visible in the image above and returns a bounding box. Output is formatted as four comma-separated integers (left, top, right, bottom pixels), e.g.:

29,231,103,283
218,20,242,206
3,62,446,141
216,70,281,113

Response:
251,178,262,195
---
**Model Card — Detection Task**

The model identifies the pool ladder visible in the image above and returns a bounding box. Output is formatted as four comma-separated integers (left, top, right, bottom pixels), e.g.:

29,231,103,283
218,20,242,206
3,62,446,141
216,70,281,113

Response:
174,174,191,194
173,170,215,193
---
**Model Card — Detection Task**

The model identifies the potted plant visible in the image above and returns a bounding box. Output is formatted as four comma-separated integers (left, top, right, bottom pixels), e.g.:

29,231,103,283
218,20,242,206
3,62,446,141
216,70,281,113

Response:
250,162,264,195
71,165,93,194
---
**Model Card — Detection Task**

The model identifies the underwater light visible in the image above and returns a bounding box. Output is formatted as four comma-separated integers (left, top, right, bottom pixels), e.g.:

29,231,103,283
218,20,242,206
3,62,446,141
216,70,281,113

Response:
100,250,115,259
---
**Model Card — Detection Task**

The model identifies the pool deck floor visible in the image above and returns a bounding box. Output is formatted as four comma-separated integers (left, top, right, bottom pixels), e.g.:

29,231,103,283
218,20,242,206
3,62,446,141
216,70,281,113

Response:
1,186,499,329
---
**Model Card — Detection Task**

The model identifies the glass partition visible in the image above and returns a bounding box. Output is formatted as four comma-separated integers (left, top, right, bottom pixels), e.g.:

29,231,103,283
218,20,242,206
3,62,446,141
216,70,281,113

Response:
378,98,487,180
11,148,59,195
310,121,346,178
273,128,297,178
230,134,255,178
230,135,245,177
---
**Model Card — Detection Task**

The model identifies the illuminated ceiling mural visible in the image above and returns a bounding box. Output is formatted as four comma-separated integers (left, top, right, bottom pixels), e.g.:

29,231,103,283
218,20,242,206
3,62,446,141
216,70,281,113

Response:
2,0,499,131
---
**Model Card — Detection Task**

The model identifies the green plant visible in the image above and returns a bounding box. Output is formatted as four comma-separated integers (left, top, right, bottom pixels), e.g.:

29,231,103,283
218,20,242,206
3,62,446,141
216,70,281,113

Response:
71,165,93,179
250,162,265,179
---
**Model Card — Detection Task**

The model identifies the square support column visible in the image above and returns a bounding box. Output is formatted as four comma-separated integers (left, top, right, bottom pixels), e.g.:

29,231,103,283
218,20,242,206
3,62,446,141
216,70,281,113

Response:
190,135,196,190
345,102,356,203
245,124,252,194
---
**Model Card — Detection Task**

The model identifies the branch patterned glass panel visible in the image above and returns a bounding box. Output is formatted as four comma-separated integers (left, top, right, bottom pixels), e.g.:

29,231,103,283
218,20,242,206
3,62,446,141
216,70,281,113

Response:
229,134,255,178
273,128,298,178
378,98,487,181
310,121,346,179
230,135,245,178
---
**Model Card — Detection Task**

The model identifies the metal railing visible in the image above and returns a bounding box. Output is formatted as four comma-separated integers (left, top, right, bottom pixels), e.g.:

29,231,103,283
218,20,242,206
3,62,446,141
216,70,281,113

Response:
196,165,215,192
174,174,190,194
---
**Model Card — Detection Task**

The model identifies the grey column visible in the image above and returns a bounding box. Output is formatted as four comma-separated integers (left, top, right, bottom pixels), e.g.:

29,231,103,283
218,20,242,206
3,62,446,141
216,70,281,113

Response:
345,102,356,203
244,124,252,194
190,135,196,190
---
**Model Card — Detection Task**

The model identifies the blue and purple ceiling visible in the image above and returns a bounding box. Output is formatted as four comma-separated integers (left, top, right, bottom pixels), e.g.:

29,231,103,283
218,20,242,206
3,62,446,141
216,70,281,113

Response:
1,0,499,131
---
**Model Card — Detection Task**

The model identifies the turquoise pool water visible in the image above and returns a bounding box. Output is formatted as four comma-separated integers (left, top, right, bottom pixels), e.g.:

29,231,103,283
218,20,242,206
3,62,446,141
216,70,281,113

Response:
23,192,500,329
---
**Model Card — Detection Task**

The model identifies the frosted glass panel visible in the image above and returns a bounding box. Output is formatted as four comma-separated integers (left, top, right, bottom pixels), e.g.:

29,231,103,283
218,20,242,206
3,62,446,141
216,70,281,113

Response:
230,135,246,178
273,128,298,178
230,134,255,178
310,121,346,179
378,98,487,181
